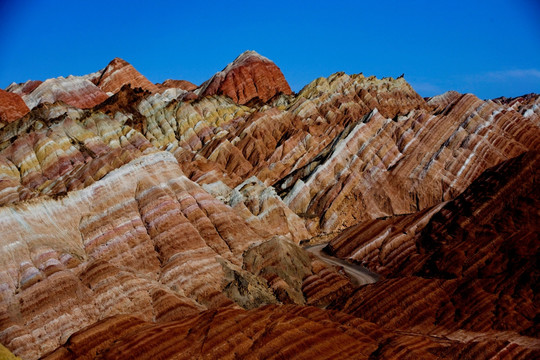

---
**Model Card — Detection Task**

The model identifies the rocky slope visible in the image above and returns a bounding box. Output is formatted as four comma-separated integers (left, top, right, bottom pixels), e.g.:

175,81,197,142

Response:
327,151,539,349
91,57,159,95
197,50,292,104
0,90,29,124
0,51,538,359
44,304,539,360
156,79,197,92
7,77,109,110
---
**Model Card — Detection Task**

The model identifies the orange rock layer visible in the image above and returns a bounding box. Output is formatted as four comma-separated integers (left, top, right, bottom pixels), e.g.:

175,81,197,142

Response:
0,90,29,124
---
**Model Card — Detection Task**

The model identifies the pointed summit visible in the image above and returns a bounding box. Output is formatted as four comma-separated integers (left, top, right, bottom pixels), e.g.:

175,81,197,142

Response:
228,50,273,67
94,58,158,95
197,50,292,104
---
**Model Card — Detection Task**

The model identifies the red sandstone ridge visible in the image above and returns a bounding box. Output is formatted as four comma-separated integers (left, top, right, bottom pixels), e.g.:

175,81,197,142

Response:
93,58,159,94
0,89,29,123
197,50,292,104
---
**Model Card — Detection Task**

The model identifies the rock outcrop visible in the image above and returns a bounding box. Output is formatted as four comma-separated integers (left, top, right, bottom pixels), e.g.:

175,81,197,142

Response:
493,92,540,126
7,77,108,110
156,79,197,92
0,152,265,358
44,305,539,360
0,90,29,124
92,57,159,95
5,80,43,96
0,51,539,359
197,50,292,104
327,151,539,351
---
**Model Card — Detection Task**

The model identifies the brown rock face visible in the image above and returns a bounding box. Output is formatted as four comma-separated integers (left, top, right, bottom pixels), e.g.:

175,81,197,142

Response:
43,306,387,360
45,305,539,360
0,90,29,123
0,52,539,359
197,50,292,104
327,151,540,346
493,92,540,126
93,58,158,94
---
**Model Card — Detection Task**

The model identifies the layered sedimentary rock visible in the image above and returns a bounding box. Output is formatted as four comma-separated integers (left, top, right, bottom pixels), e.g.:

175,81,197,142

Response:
45,304,539,360
6,53,534,237
0,151,270,358
156,79,197,92
203,177,310,243
43,306,387,360
3,58,158,113
0,90,29,124
0,51,539,359
327,151,539,352
7,77,109,110
6,80,43,96
197,50,292,104
277,88,538,233
494,92,540,126
92,57,159,94
0,105,154,205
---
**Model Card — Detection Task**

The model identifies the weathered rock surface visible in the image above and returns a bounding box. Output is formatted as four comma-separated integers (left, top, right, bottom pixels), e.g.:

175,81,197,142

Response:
327,151,539,351
197,50,292,104
0,152,272,358
92,57,158,95
0,51,539,359
9,77,109,110
494,92,540,126
43,306,386,360
0,105,154,206
3,58,158,113
156,79,197,92
5,55,536,238
45,305,539,360
0,90,29,124
204,177,310,243
277,89,538,233
5,80,43,96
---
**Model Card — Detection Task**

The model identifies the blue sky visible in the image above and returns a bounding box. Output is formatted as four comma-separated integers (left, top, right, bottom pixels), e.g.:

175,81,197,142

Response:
1,0,539,98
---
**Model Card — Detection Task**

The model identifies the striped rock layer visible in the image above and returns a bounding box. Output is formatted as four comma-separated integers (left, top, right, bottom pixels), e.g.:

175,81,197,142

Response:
0,151,323,358
7,77,109,110
91,57,159,95
44,305,539,360
327,151,539,351
197,50,292,104
0,52,538,358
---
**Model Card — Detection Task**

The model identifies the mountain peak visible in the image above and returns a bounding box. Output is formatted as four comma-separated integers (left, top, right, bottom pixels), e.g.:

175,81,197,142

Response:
232,50,271,65
197,50,292,104
107,57,131,68
95,57,157,94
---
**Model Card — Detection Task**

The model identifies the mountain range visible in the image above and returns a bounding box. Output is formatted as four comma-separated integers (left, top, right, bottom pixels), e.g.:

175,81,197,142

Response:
0,51,538,359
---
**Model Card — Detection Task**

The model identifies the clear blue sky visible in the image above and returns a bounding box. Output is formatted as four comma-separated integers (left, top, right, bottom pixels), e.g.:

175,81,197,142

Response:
1,0,539,99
